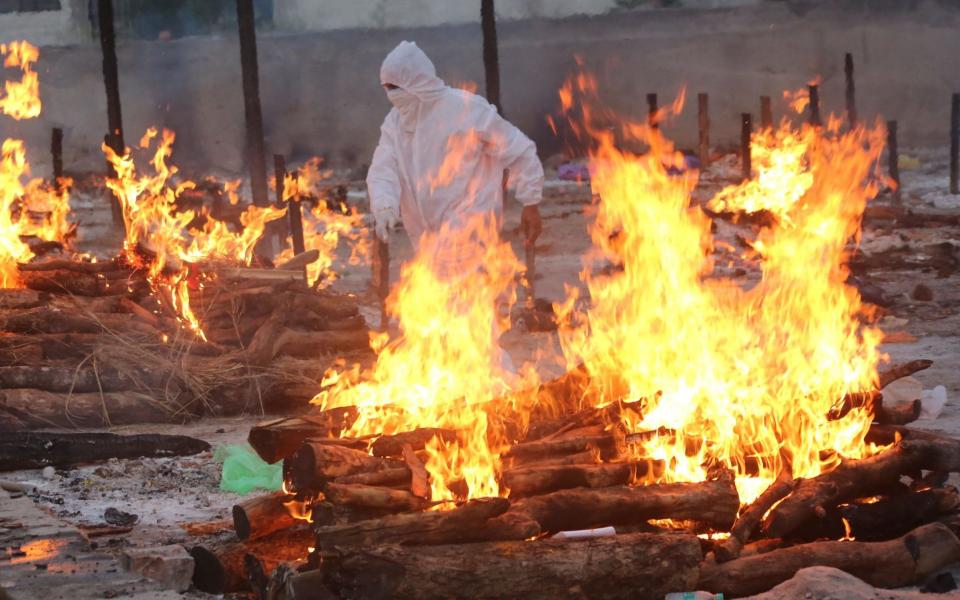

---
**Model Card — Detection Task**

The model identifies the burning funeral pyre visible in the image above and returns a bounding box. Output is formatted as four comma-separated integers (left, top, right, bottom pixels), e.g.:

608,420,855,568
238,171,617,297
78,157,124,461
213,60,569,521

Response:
177,72,960,599
0,42,374,430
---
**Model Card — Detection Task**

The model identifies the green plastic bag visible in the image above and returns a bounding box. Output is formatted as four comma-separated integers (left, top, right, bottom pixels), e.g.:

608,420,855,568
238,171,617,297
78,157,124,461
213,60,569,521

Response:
214,444,282,494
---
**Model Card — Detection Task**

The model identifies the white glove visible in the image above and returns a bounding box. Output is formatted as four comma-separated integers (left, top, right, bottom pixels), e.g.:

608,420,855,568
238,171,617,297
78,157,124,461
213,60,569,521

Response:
374,208,399,241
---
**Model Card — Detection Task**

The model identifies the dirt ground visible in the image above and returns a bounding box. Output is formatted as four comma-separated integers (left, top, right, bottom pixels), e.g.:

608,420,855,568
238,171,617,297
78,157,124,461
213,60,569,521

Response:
4,148,960,597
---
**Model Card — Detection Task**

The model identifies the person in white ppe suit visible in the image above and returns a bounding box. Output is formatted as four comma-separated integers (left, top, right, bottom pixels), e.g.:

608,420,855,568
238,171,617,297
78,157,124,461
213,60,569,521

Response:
367,41,544,253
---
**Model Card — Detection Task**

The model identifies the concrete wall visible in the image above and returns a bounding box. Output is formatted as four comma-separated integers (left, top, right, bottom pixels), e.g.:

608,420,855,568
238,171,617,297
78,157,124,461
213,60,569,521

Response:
1,0,958,179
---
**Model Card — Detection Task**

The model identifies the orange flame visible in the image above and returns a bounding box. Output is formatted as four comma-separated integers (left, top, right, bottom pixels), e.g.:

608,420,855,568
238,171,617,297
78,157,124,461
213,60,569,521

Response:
553,69,886,503
102,127,286,334
0,41,40,120
314,214,531,502
272,157,370,286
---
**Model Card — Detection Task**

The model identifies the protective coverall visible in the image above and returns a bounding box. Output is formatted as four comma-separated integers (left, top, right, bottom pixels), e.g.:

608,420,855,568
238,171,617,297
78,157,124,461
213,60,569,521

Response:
366,41,544,248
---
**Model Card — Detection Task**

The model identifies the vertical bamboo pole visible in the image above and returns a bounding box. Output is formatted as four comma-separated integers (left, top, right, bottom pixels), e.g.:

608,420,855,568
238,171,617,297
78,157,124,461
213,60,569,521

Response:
845,53,857,126
698,93,710,167
887,120,901,202
741,113,752,182
481,0,502,114
236,0,269,208
950,93,959,195
276,154,305,255
808,84,821,126
760,96,773,130
51,128,63,191
97,0,124,228
647,93,658,129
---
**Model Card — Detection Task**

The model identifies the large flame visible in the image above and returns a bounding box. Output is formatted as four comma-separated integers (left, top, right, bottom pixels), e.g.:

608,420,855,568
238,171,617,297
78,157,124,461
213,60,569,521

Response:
0,41,72,288
272,157,370,287
102,127,285,334
554,70,887,502
315,214,528,501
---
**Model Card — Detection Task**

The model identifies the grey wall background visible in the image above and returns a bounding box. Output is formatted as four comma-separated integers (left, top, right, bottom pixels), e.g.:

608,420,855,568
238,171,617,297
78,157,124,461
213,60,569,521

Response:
0,0,958,178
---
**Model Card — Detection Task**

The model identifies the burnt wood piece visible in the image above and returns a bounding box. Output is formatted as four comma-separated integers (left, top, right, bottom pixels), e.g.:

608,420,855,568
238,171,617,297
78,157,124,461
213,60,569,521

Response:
370,427,457,458
502,461,664,497
323,483,429,512
763,439,960,539
233,492,299,541
401,444,430,500
0,431,208,471
190,526,313,594
287,441,400,493
297,531,702,600
0,388,189,429
333,467,411,488
247,410,359,464
314,497,511,549
492,477,740,535
876,398,922,426
715,469,796,562
878,359,933,389
699,523,960,598
504,433,619,463
791,487,960,543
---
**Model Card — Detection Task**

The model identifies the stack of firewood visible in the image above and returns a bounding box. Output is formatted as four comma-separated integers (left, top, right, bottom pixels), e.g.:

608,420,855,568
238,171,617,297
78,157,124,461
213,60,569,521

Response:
185,359,960,599
0,251,372,430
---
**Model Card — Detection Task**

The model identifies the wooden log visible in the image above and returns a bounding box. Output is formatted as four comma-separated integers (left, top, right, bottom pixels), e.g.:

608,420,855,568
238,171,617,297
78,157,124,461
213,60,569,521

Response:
18,258,121,273
278,249,320,271
741,112,752,181
808,84,821,126
272,328,371,359
18,269,111,296
506,449,597,469
0,365,164,394
302,531,702,600
401,444,431,500
715,469,795,562
314,497,510,549
502,461,664,498
699,523,960,597
796,487,960,543
290,290,360,320
0,332,150,361
505,432,618,462
495,476,740,534
247,410,358,464
334,466,411,488
0,431,209,471
0,388,187,429
287,441,399,493
1,307,160,338
233,492,299,541
876,398,922,426
952,92,959,195
323,483,429,512
0,289,45,309
878,359,933,389
370,427,457,458
845,52,858,126
190,526,313,594
763,439,960,539
887,120,901,201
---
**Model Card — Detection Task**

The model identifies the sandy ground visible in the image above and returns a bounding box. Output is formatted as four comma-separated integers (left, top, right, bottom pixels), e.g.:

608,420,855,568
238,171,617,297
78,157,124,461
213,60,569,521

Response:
4,148,960,597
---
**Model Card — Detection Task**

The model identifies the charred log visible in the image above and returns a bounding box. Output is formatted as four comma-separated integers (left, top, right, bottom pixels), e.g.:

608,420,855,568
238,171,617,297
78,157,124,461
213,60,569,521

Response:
502,461,664,497
715,469,795,562
233,492,299,541
0,431,209,471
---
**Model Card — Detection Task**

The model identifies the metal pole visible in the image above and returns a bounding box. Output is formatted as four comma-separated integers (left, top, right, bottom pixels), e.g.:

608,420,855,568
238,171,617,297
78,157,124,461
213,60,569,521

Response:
741,113,752,182
950,93,959,195
480,0,502,114
698,93,710,167
808,84,821,126
845,53,858,126
97,0,125,228
236,0,269,208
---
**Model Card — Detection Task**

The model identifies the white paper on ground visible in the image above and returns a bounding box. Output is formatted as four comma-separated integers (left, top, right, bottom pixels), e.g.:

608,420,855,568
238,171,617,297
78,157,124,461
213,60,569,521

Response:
551,526,616,540
920,385,948,420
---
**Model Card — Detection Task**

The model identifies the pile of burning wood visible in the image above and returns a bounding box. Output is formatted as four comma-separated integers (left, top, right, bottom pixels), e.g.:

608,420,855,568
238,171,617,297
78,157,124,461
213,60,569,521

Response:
0,250,372,430
179,359,960,599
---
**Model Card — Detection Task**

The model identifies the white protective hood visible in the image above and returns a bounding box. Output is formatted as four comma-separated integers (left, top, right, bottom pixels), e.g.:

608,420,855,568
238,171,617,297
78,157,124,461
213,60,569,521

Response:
367,41,544,247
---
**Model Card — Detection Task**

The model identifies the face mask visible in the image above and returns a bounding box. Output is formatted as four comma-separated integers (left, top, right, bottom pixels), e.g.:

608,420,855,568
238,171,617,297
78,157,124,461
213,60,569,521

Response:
387,87,419,131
